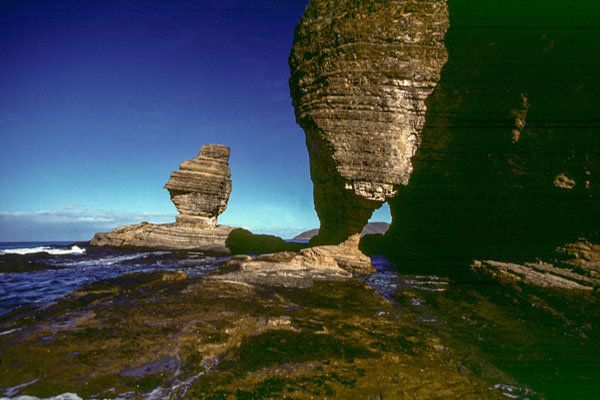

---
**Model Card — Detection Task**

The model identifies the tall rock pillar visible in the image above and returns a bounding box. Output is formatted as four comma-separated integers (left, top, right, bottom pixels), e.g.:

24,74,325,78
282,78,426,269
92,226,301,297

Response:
289,0,449,244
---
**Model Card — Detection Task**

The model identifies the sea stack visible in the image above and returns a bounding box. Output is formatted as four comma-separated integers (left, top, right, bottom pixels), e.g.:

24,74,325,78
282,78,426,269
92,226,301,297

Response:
90,144,234,253
289,0,449,244
165,144,232,228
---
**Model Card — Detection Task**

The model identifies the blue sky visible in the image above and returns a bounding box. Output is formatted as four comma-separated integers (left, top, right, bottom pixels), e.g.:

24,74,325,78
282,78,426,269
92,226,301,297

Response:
0,0,391,241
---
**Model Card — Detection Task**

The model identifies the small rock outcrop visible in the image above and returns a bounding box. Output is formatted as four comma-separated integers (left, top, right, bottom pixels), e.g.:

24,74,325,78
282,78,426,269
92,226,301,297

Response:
289,0,449,244
91,144,234,253
216,234,374,288
226,228,306,255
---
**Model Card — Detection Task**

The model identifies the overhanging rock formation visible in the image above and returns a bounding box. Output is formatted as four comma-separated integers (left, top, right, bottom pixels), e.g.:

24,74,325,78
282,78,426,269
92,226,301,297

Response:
91,144,234,253
289,0,449,244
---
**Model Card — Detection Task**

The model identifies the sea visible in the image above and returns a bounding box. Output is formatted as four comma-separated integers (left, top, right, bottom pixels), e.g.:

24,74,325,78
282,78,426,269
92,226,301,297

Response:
0,242,228,316
1,241,598,399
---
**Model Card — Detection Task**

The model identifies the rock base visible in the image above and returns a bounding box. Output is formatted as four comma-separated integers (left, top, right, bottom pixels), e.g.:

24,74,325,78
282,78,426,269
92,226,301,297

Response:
0,269,502,399
90,221,234,254
215,234,375,288
471,240,600,290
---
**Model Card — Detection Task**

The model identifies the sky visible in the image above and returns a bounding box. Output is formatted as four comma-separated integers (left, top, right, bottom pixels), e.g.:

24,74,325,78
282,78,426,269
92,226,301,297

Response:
0,0,391,241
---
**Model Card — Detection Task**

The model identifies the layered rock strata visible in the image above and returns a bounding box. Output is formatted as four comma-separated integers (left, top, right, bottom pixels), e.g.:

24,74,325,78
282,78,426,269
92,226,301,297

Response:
164,144,232,228
90,221,234,253
91,144,234,253
289,0,449,244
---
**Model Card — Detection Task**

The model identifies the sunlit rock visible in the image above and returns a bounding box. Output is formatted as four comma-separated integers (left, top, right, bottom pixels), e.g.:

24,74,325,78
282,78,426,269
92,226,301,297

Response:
91,144,234,253
289,0,449,244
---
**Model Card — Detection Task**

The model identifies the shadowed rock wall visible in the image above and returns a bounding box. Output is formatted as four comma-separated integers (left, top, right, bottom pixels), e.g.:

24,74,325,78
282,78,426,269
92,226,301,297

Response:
385,0,600,262
289,0,449,244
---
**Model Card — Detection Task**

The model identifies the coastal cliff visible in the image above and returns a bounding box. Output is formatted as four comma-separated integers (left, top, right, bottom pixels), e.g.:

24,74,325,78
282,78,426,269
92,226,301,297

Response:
91,144,234,253
290,0,598,266
289,0,449,244
384,0,599,262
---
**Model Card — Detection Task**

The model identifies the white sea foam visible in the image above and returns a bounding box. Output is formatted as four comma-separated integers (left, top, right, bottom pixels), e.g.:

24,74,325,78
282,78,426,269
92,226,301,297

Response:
55,252,152,267
0,246,86,256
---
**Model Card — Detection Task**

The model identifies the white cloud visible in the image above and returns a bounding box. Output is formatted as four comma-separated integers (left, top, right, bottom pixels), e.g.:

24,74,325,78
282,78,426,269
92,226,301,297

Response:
0,207,175,242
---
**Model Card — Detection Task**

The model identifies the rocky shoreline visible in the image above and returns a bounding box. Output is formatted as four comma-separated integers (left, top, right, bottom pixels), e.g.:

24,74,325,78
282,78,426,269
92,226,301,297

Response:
3,0,598,398
2,244,599,398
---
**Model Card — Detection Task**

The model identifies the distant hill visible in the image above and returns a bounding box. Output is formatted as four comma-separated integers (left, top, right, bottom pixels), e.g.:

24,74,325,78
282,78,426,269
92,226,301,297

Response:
293,222,390,241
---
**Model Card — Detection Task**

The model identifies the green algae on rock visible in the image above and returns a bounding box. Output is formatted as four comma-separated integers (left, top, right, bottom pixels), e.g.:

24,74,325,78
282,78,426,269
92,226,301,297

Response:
0,268,504,399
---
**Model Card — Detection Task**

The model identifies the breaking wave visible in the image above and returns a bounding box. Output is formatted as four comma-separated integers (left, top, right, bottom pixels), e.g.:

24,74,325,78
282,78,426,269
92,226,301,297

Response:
0,246,86,256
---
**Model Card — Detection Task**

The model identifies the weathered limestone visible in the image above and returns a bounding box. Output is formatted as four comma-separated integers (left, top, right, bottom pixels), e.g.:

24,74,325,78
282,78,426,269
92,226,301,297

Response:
289,0,449,244
90,221,234,253
472,259,600,291
91,144,234,253
165,144,232,228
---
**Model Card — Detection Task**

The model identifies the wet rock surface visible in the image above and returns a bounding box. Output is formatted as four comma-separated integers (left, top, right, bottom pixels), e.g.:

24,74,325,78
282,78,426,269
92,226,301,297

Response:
0,266,508,399
289,0,449,244
2,252,599,399
91,144,234,252
471,239,600,291
217,234,374,287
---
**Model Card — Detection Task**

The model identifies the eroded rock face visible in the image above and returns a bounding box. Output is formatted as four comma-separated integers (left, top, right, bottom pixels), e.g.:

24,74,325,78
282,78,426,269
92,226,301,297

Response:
165,144,232,228
91,144,234,252
289,0,449,244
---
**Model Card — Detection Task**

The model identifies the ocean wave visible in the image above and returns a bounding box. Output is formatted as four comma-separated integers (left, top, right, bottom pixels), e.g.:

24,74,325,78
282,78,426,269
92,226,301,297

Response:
53,252,154,267
0,246,86,256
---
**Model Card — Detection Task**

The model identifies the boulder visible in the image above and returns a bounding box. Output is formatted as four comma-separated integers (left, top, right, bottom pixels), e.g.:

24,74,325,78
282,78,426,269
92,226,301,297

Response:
225,228,305,255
